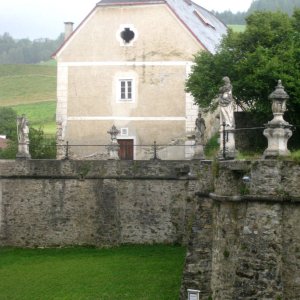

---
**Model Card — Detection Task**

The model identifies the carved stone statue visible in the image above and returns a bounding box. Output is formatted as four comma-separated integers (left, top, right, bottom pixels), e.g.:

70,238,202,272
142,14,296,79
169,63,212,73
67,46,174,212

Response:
16,115,31,159
218,76,236,159
219,76,235,128
195,112,206,144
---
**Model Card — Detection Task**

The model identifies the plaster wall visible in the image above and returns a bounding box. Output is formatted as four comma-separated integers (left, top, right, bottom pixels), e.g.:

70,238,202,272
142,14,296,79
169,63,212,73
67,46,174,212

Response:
55,4,203,157
57,5,202,62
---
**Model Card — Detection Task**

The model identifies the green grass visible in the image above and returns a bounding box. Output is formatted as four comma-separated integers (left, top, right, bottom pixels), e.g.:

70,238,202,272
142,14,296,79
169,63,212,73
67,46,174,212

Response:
228,24,246,32
0,245,185,300
0,64,56,106
12,101,56,135
0,64,57,135
204,133,219,159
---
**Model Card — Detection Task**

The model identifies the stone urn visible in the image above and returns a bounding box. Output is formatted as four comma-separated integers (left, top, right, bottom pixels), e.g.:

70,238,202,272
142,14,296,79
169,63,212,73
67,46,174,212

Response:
263,80,293,158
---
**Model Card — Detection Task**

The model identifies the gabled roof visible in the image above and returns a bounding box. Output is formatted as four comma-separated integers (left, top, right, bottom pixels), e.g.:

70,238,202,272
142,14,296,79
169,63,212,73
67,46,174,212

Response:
98,0,164,4
97,0,227,54
53,0,227,58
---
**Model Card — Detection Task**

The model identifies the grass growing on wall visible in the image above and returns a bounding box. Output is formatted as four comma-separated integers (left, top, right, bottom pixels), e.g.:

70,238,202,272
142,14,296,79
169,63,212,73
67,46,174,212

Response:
0,245,186,300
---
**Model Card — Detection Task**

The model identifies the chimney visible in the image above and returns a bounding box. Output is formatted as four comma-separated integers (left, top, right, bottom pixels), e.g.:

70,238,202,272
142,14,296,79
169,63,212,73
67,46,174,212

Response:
64,22,74,40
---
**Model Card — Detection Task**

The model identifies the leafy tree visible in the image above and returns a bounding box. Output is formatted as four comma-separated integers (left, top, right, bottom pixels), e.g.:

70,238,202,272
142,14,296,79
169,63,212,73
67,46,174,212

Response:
0,107,17,139
29,127,56,159
0,107,56,159
186,10,300,129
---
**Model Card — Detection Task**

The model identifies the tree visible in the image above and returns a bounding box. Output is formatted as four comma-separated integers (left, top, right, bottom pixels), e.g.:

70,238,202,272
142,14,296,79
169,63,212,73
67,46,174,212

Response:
186,10,300,129
0,107,56,159
29,127,56,159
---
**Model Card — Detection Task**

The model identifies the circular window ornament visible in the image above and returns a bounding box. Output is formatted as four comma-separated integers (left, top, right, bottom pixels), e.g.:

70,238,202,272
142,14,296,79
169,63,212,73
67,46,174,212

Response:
116,24,138,46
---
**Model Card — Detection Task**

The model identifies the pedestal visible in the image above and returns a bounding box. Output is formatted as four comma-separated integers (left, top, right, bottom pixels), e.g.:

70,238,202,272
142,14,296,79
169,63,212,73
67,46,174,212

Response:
193,144,204,160
263,125,292,158
16,143,31,159
219,128,237,160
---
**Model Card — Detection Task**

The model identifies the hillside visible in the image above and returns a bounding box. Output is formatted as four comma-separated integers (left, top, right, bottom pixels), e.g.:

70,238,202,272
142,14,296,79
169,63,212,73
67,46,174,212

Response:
0,64,57,134
0,64,56,106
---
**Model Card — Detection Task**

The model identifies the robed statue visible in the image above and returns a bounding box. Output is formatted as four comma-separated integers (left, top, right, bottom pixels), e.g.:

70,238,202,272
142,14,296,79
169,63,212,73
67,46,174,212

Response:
16,115,31,159
219,76,235,128
195,112,206,144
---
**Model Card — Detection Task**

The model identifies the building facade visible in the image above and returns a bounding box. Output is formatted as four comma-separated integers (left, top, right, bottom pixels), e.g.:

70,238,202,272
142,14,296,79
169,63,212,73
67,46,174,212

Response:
53,0,227,159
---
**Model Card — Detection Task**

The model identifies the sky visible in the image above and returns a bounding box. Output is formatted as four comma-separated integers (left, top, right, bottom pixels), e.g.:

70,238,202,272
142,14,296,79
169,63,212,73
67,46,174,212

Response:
0,0,254,40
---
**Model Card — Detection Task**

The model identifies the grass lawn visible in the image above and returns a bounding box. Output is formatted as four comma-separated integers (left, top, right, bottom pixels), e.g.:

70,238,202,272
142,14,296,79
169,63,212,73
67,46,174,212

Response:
12,101,56,135
0,245,186,300
228,24,246,32
0,64,56,106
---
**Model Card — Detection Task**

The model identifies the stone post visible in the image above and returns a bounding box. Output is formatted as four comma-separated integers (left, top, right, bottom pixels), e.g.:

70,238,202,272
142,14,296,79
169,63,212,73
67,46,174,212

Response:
107,125,120,160
16,115,31,159
263,80,293,158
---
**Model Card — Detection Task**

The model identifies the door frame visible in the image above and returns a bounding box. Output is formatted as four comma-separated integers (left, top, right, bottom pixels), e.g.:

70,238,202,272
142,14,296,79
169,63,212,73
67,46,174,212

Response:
117,136,136,160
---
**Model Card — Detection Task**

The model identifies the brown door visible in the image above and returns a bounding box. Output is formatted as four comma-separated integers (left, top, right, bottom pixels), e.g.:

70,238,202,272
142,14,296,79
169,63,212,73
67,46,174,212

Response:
117,139,134,160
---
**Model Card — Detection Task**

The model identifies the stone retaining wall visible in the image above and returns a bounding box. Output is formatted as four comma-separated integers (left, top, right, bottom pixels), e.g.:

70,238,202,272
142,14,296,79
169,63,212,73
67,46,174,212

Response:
0,159,213,247
181,160,300,300
1,159,299,299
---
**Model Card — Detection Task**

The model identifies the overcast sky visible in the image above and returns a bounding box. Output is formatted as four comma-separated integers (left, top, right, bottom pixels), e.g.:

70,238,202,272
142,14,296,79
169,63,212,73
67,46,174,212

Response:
0,0,254,40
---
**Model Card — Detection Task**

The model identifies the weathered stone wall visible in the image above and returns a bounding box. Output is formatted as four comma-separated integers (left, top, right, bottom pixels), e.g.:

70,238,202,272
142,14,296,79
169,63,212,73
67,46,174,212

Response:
181,160,300,300
1,159,299,299
0,159,213,248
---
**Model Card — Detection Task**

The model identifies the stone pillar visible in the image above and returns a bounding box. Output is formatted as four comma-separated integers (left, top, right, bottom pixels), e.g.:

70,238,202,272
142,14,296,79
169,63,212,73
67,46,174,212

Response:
107,125,120,160
263,80,292,158
16,115,31,159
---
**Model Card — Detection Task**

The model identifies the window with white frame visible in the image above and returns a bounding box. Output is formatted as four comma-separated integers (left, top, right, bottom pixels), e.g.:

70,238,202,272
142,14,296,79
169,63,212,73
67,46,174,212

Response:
118,79,134,101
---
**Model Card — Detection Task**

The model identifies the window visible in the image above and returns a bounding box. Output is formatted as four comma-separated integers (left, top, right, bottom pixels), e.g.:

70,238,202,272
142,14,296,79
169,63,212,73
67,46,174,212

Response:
116,24,138,46
121,28,135,44
118,79,134,101
120,128,129,136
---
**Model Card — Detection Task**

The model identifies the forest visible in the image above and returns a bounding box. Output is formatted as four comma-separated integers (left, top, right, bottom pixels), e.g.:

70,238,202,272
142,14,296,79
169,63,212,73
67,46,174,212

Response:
214,0,300,24
0,33,63,64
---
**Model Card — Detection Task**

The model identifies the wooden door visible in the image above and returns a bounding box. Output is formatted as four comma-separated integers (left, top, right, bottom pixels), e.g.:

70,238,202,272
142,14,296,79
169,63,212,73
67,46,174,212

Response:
118,139,134,160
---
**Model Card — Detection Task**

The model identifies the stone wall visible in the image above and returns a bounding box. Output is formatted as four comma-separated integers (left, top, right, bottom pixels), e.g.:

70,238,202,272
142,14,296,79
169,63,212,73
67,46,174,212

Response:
181,160,300,300
1,159,299,299
0,159,213,247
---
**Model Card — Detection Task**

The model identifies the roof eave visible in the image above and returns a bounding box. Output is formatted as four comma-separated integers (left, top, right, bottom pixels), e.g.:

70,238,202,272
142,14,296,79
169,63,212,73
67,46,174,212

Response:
97,1,165,7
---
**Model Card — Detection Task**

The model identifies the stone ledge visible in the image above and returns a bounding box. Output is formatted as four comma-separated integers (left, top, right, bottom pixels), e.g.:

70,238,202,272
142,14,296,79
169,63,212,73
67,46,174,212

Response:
209,193,300,203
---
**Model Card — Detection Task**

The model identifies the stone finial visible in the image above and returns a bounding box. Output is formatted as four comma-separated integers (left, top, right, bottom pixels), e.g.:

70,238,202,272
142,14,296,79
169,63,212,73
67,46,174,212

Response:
263,80,293,158
269,80,289,101
107,125,120,142
269,80,289,116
